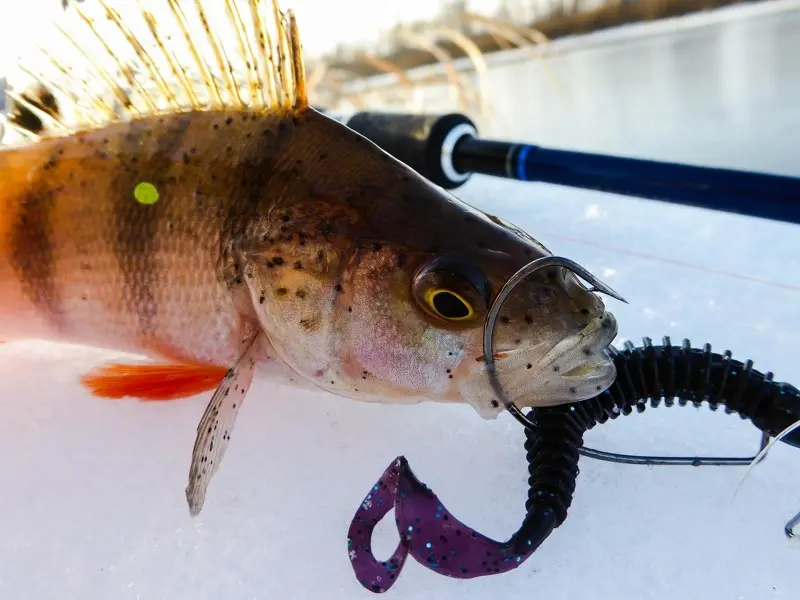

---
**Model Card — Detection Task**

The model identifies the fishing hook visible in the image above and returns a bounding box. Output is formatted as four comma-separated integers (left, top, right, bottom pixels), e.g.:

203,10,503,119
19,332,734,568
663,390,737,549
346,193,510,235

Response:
482,255,627,429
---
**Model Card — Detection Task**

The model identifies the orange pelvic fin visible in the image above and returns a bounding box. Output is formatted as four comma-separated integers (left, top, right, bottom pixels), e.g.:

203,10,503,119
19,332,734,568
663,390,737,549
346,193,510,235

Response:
80,362,230,401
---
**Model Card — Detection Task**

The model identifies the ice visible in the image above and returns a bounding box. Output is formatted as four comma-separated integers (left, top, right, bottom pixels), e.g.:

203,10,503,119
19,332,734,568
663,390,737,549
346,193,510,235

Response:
1,1,799,599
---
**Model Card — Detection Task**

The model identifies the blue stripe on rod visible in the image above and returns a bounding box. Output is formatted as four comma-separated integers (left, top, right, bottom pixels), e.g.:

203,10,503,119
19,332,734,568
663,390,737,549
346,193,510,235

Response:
515,144,531,181
318,108,800,226
509,143,800,224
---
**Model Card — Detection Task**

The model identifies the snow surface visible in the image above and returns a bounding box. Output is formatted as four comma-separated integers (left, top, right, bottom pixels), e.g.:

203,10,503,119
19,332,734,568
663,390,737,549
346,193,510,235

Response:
1,2,799,599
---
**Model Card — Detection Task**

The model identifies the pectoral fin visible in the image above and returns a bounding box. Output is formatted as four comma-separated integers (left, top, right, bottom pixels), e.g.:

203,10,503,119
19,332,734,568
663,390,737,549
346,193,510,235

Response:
185,334,261,517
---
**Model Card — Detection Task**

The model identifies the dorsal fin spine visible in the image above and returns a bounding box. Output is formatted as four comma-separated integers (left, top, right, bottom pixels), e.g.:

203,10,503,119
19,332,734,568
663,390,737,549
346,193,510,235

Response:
17,67,98,127
251,0,279,106
138,6,201,110
80,3,160,113
3,0,309,144
99,0,180,110
288,10,308,111
41,47,118,119
54,23,139,117
192,0,243,108
273,0,292,109
166,0,223,108
224,0,263,108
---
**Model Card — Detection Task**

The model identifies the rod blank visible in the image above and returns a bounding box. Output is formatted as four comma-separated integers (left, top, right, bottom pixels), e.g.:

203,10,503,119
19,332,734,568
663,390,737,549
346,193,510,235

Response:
320,109,800,226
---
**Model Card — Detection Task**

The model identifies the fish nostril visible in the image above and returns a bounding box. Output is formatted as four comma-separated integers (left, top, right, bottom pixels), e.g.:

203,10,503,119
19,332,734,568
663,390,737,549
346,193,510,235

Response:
576,290,605,319
578,304,601,323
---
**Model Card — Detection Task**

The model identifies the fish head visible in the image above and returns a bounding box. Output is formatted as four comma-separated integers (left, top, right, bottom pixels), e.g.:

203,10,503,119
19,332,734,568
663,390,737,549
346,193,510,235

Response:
243,110,621,419
441,242,620,418
338,216,620,420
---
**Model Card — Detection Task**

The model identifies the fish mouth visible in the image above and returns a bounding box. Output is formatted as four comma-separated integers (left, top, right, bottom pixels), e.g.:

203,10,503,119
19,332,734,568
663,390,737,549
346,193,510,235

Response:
514,310,619,406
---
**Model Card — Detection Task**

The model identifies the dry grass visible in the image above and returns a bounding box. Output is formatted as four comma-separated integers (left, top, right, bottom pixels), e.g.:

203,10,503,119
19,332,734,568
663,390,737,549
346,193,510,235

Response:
309,0,754,117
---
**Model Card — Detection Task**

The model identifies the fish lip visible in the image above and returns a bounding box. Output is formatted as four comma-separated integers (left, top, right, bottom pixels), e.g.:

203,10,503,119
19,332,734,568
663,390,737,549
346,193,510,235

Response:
518,310,619,403
566,311,618,371
546,310,618,363
467,311,619,413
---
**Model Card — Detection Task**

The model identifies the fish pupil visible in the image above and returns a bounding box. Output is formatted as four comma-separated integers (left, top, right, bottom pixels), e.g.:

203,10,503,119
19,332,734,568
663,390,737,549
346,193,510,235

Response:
433,291,469,319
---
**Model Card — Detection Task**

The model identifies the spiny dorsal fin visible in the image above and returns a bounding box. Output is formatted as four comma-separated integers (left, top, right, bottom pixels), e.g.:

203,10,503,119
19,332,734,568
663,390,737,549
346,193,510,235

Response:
4,81,67,140
1,0,308,144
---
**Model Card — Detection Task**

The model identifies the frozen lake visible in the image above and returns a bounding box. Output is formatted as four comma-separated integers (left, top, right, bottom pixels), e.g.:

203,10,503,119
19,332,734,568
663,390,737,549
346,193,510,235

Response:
1,1,799,599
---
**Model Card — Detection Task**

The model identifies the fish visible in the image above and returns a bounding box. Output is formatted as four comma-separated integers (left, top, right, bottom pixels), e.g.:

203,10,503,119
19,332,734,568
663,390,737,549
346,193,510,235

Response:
0,0,623,516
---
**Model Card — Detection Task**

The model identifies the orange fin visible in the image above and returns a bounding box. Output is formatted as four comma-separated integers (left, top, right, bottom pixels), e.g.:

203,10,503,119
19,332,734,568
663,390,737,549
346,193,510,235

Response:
80,362,229,401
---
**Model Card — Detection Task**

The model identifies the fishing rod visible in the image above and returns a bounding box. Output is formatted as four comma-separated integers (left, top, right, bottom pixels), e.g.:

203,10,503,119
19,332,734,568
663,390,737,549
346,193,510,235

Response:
318,109,800,226
323,105,796,467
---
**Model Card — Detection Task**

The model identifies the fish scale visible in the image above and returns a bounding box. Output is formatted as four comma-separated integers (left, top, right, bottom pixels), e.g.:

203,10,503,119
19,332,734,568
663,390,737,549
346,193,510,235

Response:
0,0,620,517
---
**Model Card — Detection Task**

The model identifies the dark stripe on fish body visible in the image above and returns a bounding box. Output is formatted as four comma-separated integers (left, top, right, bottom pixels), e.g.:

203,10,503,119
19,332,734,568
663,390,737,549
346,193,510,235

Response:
217,113,291,284
111,119,187,337
8,179,61,329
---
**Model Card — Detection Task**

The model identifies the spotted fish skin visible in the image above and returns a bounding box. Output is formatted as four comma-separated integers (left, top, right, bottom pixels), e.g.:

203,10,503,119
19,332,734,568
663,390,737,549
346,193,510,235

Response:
0,109,278,368
0,0,620,417
0,0,624,515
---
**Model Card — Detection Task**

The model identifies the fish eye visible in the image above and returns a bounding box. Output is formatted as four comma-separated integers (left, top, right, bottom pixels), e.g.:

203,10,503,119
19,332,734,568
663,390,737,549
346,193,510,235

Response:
424,289,474,320
412,256,490,326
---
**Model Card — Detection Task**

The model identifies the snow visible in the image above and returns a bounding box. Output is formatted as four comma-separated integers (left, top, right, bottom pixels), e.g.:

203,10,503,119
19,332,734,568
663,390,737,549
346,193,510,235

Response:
1,2,799,599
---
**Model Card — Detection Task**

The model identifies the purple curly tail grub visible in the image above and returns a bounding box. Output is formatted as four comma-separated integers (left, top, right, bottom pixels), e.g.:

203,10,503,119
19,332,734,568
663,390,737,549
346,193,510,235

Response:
347,456,547,593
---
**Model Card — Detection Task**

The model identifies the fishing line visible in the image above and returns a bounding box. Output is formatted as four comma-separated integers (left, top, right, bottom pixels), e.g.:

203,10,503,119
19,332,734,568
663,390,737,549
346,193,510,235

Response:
315,106,800,593
348,335,800,593
731,418,800,502
519,335,800,533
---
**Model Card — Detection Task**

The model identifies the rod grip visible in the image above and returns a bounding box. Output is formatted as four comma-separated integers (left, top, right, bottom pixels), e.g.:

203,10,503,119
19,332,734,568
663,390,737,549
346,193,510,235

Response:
320,110,478,189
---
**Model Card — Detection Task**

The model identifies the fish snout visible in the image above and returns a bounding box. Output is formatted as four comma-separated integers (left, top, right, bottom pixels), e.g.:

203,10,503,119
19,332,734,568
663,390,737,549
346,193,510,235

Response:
562,270,608,322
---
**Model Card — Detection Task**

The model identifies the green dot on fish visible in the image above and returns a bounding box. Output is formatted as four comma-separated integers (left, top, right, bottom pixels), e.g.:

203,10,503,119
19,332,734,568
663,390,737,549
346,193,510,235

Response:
134,181,159,205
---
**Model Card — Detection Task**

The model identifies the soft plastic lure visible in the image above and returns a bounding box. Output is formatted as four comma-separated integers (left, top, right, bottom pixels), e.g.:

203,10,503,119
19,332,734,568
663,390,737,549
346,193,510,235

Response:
347,456,549,593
